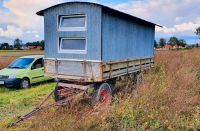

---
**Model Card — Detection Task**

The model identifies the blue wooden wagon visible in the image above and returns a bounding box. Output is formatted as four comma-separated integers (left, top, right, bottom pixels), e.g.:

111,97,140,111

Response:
37,2,160,107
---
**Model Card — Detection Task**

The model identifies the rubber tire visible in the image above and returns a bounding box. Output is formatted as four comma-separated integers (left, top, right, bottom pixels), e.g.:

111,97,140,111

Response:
54,86,65,102
20,78,30,89
91,83,112,109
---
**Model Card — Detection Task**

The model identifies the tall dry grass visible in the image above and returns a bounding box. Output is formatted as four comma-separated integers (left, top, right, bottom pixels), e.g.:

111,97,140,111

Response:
13,49,200,131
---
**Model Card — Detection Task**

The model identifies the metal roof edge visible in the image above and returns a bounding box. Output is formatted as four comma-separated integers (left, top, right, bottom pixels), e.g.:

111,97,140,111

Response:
36,1,162,27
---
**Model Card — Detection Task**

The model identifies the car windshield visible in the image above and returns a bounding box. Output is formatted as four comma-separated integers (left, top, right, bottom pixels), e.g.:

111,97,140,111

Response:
8,58,34,69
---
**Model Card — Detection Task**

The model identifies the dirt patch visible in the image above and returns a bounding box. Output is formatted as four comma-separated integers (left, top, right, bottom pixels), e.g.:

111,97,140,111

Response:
0,57,16,69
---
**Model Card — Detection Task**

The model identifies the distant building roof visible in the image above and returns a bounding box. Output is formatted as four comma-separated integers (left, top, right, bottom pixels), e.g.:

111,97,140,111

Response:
36,2,162,28
165,44,173,49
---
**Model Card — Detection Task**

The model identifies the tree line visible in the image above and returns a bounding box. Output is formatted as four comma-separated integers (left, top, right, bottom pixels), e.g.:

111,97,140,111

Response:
0,38,44,50
154,27,200,48
154,37,187,48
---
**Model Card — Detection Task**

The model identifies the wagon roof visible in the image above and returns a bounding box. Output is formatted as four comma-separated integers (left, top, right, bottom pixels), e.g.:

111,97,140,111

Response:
36,1,162,27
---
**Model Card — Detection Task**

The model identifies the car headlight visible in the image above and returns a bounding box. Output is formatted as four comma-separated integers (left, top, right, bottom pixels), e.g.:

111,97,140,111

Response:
0,75,9,79
8,74,16,79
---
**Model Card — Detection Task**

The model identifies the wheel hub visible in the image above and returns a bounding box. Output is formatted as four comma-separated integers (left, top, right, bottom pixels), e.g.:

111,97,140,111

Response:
22,80,29,88
99,89,110,108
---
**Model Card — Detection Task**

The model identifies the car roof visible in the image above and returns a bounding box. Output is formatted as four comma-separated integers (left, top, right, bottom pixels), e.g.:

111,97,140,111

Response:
20,55,44,59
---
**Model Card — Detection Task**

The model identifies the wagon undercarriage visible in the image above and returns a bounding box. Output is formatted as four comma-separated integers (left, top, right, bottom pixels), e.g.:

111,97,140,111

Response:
9,57,152,127
9,68,146,127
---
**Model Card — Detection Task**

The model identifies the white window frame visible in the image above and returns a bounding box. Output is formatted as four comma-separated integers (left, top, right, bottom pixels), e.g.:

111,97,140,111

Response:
58,14,87,31
58,37,87,54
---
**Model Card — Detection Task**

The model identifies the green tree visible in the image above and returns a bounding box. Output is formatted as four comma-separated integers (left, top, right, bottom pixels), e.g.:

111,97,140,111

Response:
41,40,45,50
154,40,158,48
25,40,45,50
178,39,187,47
9,45,14,50
159,38,166,48
168,36,179,46
0,43,9,50
195,27,200,39
14,38,22,50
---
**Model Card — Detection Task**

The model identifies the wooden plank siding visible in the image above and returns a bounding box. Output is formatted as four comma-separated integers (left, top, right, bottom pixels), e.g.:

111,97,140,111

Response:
43,3,155,61
44,3,102,60
44,57,153,82
102,11,155,61
102,58,153,79
44,59,102,82
38,2,156,82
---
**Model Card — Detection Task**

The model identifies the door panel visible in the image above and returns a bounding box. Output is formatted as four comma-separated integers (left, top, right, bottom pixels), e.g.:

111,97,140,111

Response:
31,68,45,83
30,58,45,83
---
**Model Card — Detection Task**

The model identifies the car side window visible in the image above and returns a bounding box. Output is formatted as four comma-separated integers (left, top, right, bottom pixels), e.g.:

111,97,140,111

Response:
32,58,44,69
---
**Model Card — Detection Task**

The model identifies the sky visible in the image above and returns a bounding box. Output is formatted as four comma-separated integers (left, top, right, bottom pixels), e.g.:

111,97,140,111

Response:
0,0,199,44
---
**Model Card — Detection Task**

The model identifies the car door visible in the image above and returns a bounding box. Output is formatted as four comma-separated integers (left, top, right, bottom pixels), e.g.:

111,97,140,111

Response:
30,58,45,83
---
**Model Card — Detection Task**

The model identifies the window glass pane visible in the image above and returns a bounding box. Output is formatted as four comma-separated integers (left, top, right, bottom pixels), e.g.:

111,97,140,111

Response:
60,15,85,28
8,58,34,69
32,58,43,69
61,39,86,50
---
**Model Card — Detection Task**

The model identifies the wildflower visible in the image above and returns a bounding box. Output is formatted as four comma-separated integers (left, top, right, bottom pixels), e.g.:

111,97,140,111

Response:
147,114,153,119
167,125,173,131
144,122,148,126
164,119,168,123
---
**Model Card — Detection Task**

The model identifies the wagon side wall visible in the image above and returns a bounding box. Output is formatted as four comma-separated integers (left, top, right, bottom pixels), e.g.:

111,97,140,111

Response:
44,3,102,60
44,59,103,82
101,10,155,61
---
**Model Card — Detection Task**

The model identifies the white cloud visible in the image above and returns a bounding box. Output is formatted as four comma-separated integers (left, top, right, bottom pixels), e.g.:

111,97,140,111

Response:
35,34,40,38
0,25,22,37
25,30,38,34
175,22,200,32
156,22,200,34
2,0,57,30
110,0,200,37
0,0,58,39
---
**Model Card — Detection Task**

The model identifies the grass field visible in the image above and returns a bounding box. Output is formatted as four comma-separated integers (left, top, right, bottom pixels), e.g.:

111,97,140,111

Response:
0,50,43,69
0,49,200,130
0,83,56,128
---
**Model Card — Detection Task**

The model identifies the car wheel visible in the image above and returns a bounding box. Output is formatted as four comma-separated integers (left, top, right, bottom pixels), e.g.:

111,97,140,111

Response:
20,78,30,89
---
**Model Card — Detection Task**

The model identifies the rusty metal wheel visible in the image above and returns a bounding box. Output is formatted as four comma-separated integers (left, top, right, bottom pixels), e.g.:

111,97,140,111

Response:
54,86,65,102
92,83,112,109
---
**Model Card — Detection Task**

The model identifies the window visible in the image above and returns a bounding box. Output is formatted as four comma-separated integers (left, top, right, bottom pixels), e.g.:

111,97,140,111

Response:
59,38,87,54
58,14,86,31
8,58,34,69
32,58,44,70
